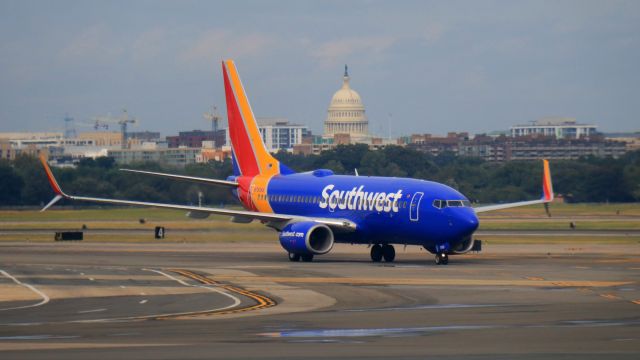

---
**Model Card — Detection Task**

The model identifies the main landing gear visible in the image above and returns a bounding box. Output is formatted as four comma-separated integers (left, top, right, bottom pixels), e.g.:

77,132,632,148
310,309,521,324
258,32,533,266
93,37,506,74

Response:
435,252,449,265
288,253,314,262
370,244,395,263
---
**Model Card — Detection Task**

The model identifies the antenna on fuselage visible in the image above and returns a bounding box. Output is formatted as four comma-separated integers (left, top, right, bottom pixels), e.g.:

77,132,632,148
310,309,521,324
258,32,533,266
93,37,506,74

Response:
354,168,359,176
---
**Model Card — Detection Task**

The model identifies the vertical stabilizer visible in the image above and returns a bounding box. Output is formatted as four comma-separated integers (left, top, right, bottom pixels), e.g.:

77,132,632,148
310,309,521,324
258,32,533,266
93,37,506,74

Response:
222,60,283,177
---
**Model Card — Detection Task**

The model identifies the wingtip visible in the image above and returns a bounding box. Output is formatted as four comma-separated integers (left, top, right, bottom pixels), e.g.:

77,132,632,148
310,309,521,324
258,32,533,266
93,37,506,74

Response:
40,155,66,197
542,159,554,202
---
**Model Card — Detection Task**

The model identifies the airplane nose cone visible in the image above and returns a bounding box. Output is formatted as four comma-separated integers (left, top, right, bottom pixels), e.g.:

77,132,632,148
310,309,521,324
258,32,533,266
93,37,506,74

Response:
467,214,479,233
456,211,479,237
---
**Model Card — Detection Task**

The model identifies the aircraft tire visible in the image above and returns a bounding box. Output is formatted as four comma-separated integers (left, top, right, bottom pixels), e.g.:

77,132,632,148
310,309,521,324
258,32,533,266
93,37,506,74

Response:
435,253,449,265
370,244,383,262
301,254,314,262
288,253,301,262
382,244,395,262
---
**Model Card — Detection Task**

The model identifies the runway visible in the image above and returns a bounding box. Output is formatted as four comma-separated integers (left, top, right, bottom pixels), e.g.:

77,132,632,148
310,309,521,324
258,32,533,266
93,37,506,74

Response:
0,241,639,359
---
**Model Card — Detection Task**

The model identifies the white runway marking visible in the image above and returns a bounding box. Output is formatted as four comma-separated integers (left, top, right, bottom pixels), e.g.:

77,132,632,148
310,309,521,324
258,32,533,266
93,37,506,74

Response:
0,269,50,311
139,299,148,304
78,308,107,314
144,269,241,312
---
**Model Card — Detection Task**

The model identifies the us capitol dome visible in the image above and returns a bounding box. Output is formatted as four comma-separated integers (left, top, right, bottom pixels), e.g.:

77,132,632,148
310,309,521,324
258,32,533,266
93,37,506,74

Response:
323,65,370,142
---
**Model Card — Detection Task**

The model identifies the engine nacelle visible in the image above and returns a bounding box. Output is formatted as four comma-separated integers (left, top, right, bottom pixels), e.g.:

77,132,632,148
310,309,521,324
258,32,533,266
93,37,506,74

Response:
451,235,476,254
279,222,334,256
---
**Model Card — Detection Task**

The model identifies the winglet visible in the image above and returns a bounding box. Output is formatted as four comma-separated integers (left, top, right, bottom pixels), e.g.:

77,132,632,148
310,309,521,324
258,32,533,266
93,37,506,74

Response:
542,159,554,202
39,155,68,211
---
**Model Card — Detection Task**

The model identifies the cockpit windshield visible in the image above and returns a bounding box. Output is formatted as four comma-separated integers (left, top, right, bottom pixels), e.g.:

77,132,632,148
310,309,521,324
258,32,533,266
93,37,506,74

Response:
433,199,471,209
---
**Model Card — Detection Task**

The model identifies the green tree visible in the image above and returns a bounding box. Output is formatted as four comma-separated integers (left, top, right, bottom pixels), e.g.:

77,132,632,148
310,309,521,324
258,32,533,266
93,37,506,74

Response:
0,161,24,205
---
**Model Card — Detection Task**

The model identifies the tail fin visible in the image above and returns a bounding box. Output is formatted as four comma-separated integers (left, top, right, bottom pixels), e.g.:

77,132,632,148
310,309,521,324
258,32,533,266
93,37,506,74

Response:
541,159,554,202
222,60,293,176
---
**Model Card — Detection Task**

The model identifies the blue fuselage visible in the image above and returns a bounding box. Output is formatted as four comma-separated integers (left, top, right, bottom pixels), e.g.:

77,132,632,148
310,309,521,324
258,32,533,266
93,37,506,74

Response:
250,171,479,251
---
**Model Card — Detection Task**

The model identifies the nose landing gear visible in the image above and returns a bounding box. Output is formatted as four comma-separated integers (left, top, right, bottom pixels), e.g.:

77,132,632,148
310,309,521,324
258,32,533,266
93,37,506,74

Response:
435,253,449,265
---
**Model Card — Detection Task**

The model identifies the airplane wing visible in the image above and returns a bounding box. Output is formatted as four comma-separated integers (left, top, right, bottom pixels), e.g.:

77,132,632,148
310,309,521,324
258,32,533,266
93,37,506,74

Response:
119,169,238,187
473,159,554,214
40,156,356,232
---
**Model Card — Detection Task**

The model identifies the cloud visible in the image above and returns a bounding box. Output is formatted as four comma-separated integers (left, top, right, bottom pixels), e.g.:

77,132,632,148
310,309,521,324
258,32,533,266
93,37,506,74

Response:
310,36,396,67
58,24,124,64
179,30,275,64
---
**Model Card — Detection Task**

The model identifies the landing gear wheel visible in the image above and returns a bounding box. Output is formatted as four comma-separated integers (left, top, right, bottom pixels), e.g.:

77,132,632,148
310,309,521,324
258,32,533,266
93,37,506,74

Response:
370,244,383,262
288,252,301,262
382,244,396,262
301,254,314,262
435,253,449,265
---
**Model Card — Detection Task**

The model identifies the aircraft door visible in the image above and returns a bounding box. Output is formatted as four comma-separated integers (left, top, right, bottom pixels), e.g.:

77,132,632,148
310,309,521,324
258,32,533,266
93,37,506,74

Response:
409,192,424,222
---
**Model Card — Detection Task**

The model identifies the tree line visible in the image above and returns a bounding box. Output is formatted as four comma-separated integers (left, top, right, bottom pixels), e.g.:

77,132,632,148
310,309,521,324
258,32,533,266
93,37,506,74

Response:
1,145,638,207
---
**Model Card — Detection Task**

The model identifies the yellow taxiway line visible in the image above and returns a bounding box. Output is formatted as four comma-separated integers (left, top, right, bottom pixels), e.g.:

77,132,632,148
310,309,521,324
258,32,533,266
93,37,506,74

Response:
168,269,276,316
196,275,630,288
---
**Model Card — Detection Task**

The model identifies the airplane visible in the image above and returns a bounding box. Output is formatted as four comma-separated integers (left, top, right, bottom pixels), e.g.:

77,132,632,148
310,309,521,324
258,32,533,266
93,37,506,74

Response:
40,59,554,265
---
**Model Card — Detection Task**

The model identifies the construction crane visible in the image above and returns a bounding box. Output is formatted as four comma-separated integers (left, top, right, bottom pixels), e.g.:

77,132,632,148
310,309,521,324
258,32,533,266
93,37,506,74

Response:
63,114,77,139
90,109,138,149
203,106,220,133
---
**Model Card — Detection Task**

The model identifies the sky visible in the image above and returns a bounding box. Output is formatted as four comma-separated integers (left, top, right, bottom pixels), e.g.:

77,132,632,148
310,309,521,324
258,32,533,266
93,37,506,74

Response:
0,0,638,138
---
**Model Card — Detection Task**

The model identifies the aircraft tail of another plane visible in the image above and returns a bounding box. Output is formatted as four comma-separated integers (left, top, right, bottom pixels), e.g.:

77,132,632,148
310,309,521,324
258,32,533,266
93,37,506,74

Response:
222,60,294,177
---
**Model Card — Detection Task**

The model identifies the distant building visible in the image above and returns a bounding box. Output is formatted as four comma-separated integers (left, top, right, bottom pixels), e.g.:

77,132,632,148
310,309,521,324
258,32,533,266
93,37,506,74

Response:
128,131,161,142
108,145,201,167
258,118,308,152
408,133,627,161
167,130,226,148
0,132,63,141
0,139,51,160
507,137,626,160
605,132,640,151
224,118,308,153
197,148,232,163
510,117,597,139
293,134,397,156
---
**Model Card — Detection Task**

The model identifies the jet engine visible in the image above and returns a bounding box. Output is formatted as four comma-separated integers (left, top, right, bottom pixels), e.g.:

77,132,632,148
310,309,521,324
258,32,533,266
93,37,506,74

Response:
279,222,334,256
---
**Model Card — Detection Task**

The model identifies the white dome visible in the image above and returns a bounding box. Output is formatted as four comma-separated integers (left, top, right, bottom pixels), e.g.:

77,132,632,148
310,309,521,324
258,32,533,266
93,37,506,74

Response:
329,77,364,110
324,65,369,139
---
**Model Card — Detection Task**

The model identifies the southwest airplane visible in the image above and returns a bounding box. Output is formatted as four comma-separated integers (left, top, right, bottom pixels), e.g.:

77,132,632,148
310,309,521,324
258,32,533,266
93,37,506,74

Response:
40,60,554,265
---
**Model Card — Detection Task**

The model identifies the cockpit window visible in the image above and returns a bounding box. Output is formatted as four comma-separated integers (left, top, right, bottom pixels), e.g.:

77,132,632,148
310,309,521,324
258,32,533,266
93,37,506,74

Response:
434,199,471,209
432,199,447,209
446,200,471,207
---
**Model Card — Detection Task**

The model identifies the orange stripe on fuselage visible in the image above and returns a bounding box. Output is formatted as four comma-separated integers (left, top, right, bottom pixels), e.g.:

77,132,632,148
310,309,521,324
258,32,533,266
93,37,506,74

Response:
249,175,274,213
224,60,279,177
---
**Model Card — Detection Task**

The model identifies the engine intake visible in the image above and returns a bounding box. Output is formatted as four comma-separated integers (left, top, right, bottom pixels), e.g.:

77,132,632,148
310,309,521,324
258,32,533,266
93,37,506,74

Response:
279,222,334,255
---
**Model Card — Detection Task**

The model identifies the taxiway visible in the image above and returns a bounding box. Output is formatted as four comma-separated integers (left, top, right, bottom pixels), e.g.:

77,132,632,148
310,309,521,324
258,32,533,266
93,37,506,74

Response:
0,241,639,359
